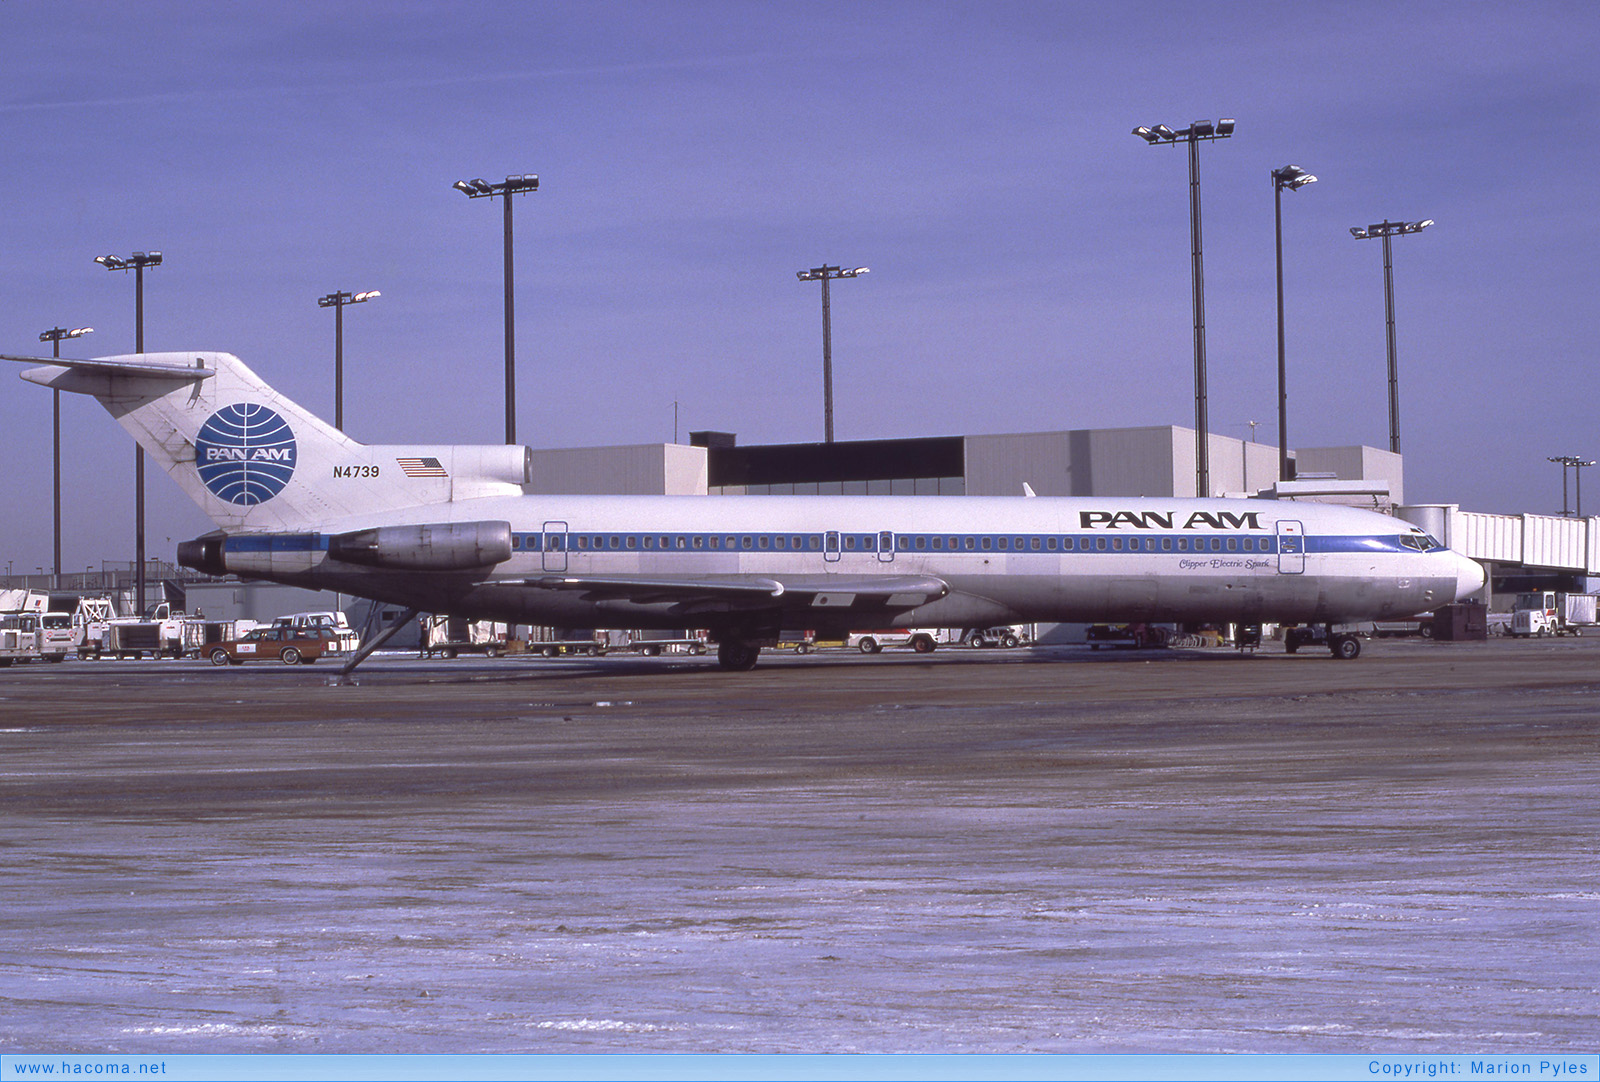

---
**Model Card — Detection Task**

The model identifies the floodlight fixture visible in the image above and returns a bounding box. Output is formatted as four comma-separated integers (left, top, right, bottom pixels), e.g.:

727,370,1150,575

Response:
39,326,93,343
1272,164,1316,191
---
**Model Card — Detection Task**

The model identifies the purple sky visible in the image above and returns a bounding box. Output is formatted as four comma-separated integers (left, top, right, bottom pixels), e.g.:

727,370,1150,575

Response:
3,1,1597,572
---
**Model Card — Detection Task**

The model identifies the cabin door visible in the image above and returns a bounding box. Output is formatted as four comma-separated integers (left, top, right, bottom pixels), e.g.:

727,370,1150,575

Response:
1276,519,1305,575
877,531,896,563
542,521,569,573
823,531,841,563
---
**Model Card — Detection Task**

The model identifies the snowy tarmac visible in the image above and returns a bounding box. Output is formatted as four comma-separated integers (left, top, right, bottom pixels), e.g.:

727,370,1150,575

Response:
1,638,1596,1052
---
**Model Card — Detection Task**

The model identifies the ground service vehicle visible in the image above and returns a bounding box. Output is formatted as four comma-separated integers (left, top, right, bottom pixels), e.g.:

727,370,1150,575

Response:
964,626,1029,648
0,613,46,665
204,624,330,665
848,629,944,654
8,349,1485,670
1510,591,1596,637
272,611,360,653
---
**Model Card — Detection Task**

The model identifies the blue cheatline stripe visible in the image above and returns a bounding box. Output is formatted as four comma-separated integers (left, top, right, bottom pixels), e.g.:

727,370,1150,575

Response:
506,530,1423,556
223,530,1426,559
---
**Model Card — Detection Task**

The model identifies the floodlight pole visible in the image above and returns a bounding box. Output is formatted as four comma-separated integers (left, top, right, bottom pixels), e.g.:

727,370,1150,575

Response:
796,265,869,443
1351,219,1432,455
1547,456,1595,517
39,326,93,587
452,174,539,444
96,251,161,615
1132,119,1235,497
318,290,380,432
1272,165,1316,483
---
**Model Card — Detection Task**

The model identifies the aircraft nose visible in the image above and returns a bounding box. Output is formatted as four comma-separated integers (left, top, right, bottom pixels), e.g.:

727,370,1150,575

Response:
1454,553,1486,602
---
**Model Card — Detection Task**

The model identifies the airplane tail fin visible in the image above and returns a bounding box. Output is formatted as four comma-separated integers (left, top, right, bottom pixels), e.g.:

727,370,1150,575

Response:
6,351,530,531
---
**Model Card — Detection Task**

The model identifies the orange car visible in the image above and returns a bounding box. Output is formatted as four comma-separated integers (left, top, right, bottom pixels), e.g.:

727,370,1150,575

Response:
205,625,330,666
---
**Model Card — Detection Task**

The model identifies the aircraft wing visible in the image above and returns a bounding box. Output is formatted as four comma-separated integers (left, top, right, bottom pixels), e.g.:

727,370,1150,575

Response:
494,573,949,616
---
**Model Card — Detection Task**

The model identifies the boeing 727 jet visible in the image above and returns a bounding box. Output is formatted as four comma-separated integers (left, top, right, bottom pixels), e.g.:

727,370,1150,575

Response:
6,351,1485,669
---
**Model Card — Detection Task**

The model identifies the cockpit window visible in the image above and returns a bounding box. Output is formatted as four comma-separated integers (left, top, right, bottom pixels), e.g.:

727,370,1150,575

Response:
1398,533,1444,552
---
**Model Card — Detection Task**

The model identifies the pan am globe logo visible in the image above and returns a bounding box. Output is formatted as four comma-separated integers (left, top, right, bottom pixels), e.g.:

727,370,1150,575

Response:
195,403,297,505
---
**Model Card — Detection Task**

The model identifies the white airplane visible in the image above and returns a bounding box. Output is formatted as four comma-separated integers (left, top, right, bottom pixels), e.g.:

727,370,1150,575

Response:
7,350,1484,670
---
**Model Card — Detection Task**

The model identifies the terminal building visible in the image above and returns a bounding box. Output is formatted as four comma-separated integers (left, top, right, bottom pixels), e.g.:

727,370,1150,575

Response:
523,424,1404,507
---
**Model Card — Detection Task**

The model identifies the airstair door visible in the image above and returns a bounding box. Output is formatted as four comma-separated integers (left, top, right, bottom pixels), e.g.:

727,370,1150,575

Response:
1276,519,1305,575
542,521,569,573
824,531,841,563
878,531,896,563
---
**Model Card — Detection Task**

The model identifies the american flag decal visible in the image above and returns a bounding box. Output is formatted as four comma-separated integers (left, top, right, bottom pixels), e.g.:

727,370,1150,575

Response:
396,456,448,478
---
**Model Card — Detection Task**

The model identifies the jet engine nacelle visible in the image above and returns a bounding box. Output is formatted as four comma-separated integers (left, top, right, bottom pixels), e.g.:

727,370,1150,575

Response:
328,521,514,570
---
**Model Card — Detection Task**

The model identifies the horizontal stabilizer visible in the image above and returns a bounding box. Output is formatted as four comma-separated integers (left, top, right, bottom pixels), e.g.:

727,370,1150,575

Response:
4,354,216,383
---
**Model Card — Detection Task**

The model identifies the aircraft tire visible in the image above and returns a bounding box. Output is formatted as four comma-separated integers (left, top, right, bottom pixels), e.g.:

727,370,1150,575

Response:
716,639,760,671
